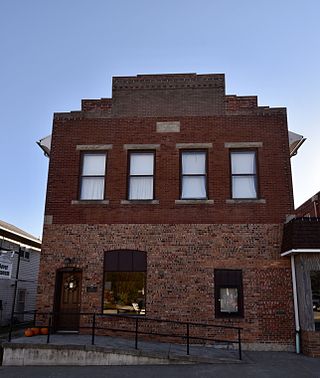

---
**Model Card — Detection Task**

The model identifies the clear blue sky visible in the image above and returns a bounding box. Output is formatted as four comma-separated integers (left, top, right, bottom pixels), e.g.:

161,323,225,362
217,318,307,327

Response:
0,0,319,238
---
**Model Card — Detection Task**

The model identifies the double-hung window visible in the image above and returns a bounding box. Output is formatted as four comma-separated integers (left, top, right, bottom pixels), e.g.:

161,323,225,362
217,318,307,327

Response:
181,150,207,199
128,151,155,200
231,150,258,199
80,153,106,200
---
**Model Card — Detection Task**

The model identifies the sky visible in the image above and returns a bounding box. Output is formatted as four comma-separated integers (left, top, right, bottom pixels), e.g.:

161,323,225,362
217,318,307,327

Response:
0,0,319,238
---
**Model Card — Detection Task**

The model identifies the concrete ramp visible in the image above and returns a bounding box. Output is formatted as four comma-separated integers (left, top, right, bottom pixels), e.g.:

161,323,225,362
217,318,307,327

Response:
1,334,242,366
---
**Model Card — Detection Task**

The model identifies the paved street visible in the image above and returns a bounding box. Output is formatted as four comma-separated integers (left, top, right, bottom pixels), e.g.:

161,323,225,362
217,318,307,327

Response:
1,351,320,378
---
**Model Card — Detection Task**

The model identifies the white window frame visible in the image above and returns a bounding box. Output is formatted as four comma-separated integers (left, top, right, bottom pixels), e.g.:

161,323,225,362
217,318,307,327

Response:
128,151,155,200
180,150,208,200
79,152,107,200
230,150,258,199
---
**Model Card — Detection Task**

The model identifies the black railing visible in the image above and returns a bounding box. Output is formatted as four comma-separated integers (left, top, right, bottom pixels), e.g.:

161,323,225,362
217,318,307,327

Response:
8,311,242,360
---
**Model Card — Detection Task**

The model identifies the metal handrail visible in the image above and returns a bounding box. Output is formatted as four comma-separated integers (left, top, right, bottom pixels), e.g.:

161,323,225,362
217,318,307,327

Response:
8,310,242,360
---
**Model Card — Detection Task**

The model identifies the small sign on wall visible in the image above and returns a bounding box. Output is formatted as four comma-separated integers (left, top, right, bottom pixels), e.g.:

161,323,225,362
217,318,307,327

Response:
86,286,98,293
0,255,13,279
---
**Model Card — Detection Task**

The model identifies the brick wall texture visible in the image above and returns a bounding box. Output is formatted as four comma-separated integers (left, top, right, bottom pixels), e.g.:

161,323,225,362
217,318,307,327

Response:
301,331,320,358
295,191,320,217
38,73,296,350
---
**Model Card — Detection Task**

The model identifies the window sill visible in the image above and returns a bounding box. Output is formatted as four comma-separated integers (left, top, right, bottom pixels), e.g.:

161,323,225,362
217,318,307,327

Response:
71,200,109,205
121,200,159,205
102,310,146,316
226,199,266,204
215,314,244,319
175,199,214,205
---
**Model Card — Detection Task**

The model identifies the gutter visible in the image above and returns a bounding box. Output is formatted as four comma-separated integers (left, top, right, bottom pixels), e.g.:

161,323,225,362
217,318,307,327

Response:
281,249,320,257
281,248,320,353
290,255,300,354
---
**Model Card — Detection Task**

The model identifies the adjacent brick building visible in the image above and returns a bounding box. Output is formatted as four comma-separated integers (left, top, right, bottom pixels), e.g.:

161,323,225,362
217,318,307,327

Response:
282,194,320,357
296,192,320,218
37,73,298,351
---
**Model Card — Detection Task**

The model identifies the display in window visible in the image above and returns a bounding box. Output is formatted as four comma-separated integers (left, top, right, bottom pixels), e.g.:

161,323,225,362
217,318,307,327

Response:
103,272,146,315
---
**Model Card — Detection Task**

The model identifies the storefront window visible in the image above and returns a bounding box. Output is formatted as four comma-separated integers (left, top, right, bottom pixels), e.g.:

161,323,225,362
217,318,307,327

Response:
104,272,146,314
310,271,320,330
103,250,146,315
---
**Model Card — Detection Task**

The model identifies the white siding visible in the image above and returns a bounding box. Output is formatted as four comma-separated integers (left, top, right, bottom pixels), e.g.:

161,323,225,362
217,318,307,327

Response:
0,239,40,326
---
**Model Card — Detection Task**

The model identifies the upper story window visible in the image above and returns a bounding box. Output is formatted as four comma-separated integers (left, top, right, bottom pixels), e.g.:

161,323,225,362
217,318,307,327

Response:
20,249,30,260
181,150,207,199
80,153,106,200
128,151,155,200
230,150,258,199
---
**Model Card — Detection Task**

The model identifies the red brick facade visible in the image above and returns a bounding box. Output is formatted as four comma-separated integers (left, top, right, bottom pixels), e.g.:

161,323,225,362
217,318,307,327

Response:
38,73,296,350
301,331,320,358
296,191,320,218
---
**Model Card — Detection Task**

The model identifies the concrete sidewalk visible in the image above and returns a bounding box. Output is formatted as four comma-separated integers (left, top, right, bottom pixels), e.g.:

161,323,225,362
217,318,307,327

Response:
1,333,320,377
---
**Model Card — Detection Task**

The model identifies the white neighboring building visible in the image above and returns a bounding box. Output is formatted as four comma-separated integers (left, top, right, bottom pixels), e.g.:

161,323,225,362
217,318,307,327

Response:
0,220,41,326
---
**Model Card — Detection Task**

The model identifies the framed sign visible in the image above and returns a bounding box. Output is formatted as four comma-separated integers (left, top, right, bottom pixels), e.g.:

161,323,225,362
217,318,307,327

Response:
0,254,13,280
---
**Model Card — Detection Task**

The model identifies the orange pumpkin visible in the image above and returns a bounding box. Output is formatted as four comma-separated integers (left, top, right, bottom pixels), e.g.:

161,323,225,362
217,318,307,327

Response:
24,328,33,337
40,327,49,335
31,327,40,335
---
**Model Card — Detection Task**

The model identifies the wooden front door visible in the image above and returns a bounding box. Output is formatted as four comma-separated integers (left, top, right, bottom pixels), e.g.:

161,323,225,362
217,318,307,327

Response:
54,270,82,332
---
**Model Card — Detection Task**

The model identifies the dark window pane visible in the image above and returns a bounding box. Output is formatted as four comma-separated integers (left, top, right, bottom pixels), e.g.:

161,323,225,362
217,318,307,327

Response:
104,251,118,271
215,269,242,286
133,251,147,271
105,250,147,272
118,251,133,271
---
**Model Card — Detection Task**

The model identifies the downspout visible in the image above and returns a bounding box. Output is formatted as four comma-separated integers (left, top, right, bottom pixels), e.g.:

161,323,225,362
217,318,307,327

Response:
291,254,300,353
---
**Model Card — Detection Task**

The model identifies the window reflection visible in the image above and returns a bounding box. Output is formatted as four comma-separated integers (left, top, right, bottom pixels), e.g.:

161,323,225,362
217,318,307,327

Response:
220,288,238,313
103,272,146,315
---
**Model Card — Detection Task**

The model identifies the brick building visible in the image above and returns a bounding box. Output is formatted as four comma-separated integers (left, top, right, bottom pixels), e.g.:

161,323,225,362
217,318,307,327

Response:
38,73,298,351
281,193,320,357
296,192,320,218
